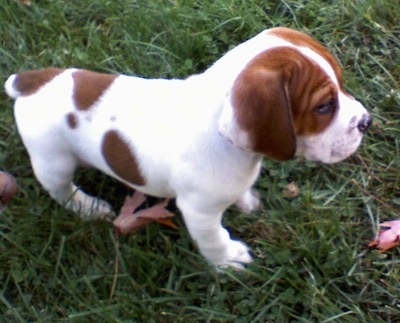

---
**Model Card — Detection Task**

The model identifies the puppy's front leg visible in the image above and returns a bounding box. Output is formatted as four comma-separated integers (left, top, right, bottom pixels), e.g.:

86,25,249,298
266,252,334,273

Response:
235,188,261,213
177,198,252,269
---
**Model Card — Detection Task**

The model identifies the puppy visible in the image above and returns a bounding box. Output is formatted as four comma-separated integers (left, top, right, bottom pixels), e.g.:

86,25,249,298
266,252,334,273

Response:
4,28,371,268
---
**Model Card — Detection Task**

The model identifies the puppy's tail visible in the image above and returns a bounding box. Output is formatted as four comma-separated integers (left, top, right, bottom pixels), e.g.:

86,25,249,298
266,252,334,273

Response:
4,68,64,99
4,74,19,99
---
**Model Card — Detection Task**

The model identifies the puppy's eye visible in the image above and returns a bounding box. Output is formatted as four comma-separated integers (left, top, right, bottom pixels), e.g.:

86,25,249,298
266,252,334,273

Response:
315,100,336,115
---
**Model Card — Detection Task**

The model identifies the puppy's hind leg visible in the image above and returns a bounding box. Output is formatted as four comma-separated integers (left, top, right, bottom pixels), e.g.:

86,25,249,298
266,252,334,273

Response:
29,152,113,218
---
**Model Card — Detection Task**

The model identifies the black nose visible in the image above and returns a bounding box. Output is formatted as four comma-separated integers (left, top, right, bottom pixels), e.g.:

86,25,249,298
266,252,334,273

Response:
357,114,372,133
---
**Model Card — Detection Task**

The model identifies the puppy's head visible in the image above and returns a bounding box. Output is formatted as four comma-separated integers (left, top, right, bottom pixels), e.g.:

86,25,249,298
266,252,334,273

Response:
219,28,371,163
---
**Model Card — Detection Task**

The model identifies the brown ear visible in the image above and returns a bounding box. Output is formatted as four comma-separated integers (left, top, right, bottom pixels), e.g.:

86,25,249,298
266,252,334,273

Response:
222,68,296,161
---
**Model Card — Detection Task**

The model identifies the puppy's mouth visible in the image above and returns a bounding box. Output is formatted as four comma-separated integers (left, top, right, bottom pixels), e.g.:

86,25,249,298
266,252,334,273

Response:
295,135,363,164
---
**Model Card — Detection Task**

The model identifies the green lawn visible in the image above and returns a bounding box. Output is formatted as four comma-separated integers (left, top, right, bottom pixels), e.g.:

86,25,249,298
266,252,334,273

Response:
1,0,399,321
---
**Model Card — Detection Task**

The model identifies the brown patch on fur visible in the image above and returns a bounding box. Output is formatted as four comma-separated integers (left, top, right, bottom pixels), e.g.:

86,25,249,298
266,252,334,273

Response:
72,70,117,110
231,47,337,160
66,113,78,129
267,27,345,91
13,68,64,96
102,130,145,186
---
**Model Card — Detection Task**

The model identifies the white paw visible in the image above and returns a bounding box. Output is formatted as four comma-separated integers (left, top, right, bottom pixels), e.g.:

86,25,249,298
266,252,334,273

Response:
235,189,261,213
67,190,114,219
212,240,253,270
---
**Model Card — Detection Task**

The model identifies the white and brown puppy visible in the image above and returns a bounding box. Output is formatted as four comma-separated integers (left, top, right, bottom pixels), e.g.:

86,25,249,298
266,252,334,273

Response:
5,27,371,268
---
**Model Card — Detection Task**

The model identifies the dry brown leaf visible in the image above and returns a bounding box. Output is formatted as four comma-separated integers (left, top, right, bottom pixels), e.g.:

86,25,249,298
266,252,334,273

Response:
282,181,300,199
369,220,400,252
0,171,17,207
113,191,176,234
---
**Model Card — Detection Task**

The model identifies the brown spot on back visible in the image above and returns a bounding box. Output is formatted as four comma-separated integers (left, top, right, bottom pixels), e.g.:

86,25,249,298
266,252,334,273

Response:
66,113,78,129
267,27,344,90
102,130,145,186
12,68,64,96
72,70,117,110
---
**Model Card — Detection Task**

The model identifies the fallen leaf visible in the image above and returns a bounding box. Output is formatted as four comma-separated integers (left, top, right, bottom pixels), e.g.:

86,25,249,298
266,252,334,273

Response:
113,191,176,234
155,218,179,230
0,171,17,208
369,220,400,252
282,181,300,199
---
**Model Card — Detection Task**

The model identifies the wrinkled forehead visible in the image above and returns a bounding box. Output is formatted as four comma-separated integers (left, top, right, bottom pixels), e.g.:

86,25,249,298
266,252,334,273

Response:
267,28,344,89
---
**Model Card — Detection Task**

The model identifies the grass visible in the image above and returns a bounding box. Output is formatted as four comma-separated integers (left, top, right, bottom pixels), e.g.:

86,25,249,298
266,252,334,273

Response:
0,0,399,321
